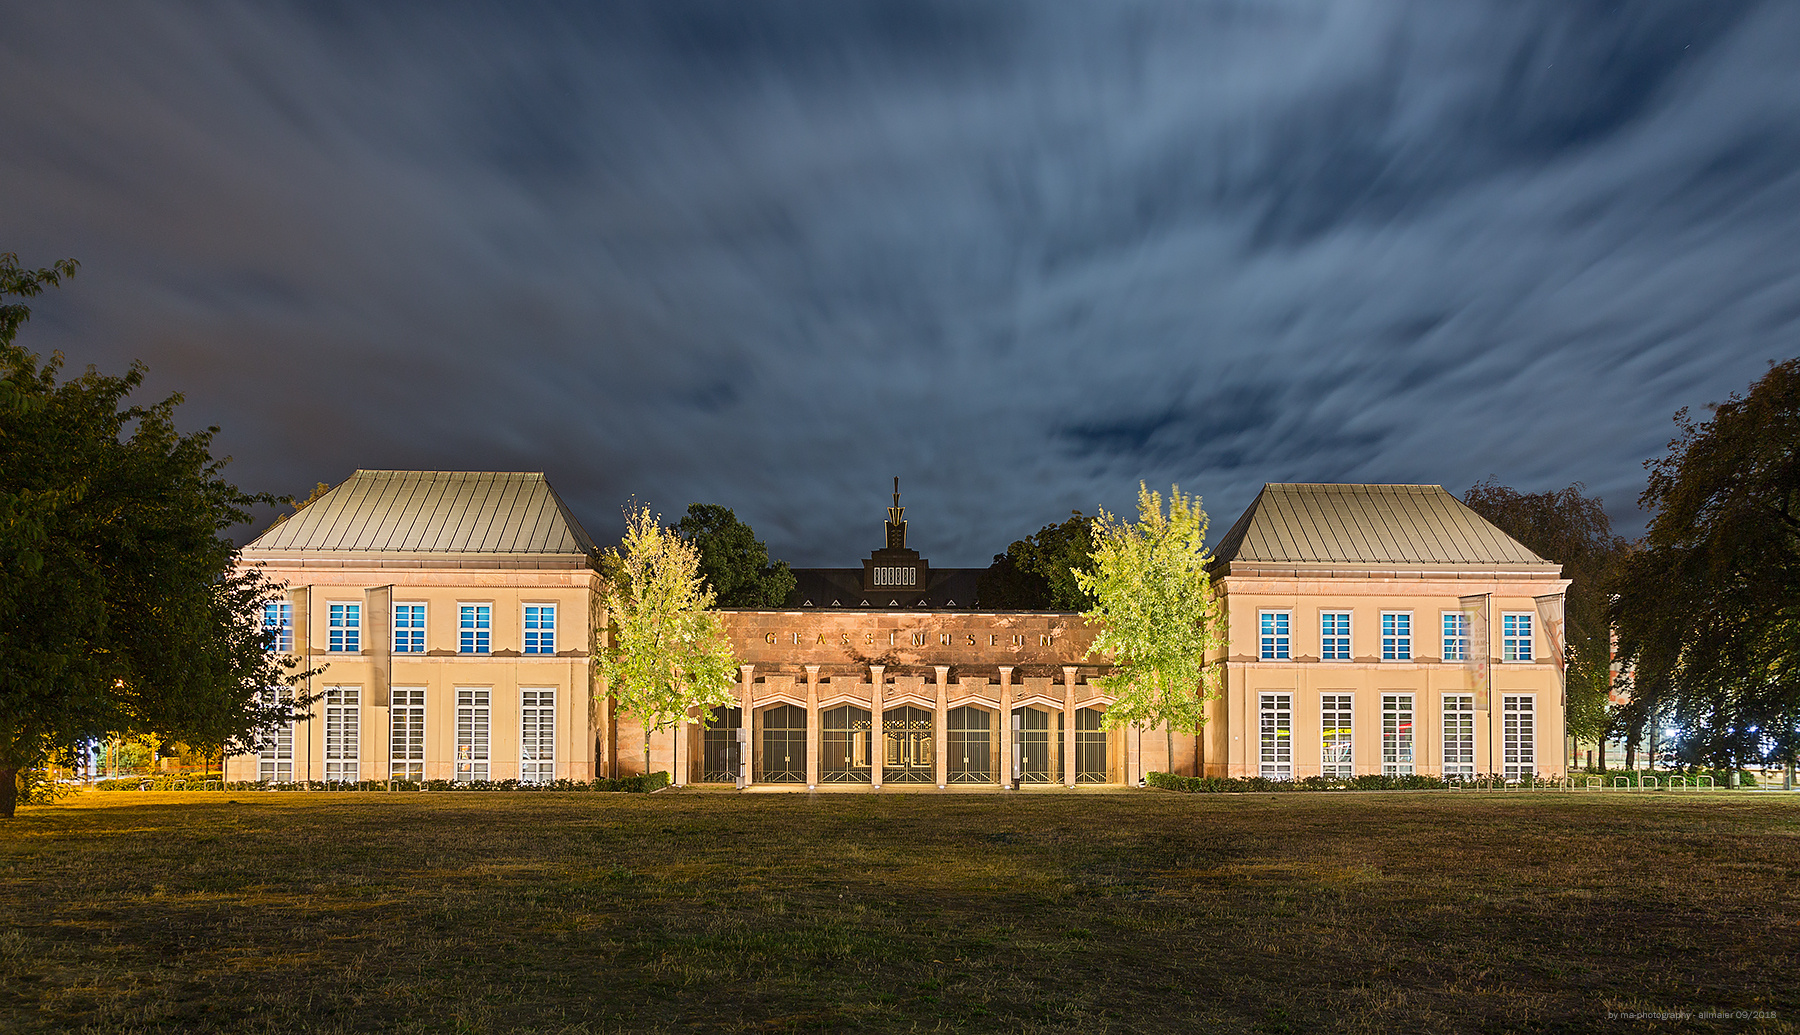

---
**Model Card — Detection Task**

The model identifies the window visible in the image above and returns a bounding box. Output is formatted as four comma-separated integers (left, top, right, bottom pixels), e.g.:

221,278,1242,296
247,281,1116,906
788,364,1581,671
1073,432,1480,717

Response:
520,688,555,783
256,686,292,782
820,705,871,783
1382,694,1414,775
947,706,992,784
390,688,425,782
884,706,934,783
1442,612,1469,663
1381,612,1412,661
523,605,556,654
1259,694,1292,779
1013,706,1060,784
459,604,491,654
1503,695,1535,780
702,706,741,783
328,602,361,653
761,704,808,784
263,601,293,653
1075,707,1109,783
455,688,490,782
324,686,359,783
394,604,425,653
1320,612,1351,661
1502,613,1534,662
1321,694,1353,777
1443,695,1475,780
1259,611,1291,660
873,566,917,586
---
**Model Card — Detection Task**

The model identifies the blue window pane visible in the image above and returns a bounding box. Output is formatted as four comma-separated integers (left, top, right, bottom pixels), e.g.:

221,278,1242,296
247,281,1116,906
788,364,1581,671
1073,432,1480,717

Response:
524,605,555,655
395,604,426,653
460,604,491,654
329,603,361,653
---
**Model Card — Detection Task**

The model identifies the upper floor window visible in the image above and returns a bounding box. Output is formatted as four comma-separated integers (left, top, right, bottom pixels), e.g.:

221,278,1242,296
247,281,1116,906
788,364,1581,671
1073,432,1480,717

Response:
328,602,361,653
459,604,491,654
263,601,293,653
1442,612,1469,662
1259,611,1290,660
1320,612,1350,661
873,566,917,587
1502,612,1534,662
394,604,426,653
524,605,556,654
1381,612,1411,661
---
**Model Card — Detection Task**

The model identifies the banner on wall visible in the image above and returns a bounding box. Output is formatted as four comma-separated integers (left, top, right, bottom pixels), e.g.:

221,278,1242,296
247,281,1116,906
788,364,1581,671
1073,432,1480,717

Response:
1460,594,1490,711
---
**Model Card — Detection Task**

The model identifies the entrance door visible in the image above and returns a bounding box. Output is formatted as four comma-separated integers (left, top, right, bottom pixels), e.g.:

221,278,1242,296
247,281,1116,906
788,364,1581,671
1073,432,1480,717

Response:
947,706,993,783
883,706,934,783
1013,706,1060,783
759,704,806,783
821,705,872,783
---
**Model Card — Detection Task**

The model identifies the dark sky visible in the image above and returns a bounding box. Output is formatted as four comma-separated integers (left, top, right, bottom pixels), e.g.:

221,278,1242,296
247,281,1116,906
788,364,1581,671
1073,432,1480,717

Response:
5,2,1796,566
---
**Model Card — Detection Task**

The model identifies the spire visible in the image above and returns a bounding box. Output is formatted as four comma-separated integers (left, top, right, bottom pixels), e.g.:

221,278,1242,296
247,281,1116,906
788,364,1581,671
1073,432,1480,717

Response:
884,476,906,549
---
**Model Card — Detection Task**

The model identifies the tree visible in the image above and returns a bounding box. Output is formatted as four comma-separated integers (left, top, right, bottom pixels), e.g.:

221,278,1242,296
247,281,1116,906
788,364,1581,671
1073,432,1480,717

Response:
1073,484,1225,736
674,503,796,607
0,253,305,817
977,511,1097,610
1462,480,1629,755
1612,359,1800,770
599,504,740,772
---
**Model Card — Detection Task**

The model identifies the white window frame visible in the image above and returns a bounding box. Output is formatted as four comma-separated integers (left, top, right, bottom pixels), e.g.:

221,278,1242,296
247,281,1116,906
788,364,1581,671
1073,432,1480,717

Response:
456,687,491,782
1259,611,1291,661
459,603,492,655
1259,692,1292,780
1381,694,1415,775
1442,695,1475,780
323,686,360,783
1320,611,1351,662
1441,611,1469,663
1501,612,1534,663
390,687,425,782
263,601,293,653
523,604,556,655
520,688,556,783
393,602,426,654
257,686,293,782
1503,695,1536,781
327,601,361,653
873,566,917,587
1380,611,1412,661
1321,693,1353,778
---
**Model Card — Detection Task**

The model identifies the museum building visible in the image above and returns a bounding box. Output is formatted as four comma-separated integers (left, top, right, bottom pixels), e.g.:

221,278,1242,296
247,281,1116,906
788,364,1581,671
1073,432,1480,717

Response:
224,471,1568,787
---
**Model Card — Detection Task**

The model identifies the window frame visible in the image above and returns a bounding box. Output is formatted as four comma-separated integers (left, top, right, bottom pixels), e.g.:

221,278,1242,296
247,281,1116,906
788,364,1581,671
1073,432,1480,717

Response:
327,601,362,653
1259,610,1292,661
459,602,493,655
1442,694,1475,780
393,602,427,654
1381,693,1415,775
390,687,426,782
323,685,360,783
523,603,556,655
1320,693,1353,778
1501,612,1535,663
1503,694,1536,781
455,686,491,782
520,687,556,784
1380,611,1413,662
1441,611,1469,663
263,601,293,654
256,686,293,782
1319,611,1351,662
1259,693,1293,780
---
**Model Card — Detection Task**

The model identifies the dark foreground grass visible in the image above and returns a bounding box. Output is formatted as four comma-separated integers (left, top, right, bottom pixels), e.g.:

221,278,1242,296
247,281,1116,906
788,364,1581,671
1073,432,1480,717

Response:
2,791,1797,1034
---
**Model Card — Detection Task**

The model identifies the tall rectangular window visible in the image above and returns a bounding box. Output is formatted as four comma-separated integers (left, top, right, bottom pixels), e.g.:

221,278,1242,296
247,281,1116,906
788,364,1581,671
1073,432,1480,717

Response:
394,604,426,653
263,601,293,653
328,602,361,653
1503,695,1535,780
456,688,490,782
459,604,491,654
1259,611,1290,661
520,688,556,783
257,686,292,782
1442,612,1469,662
390,688,425,782
1502,613,1534,662
1382,694,1415,775
1443,695,1475,780
1259,693,1292,779
1320,612,1351,661
1321,694,1353,778
324,686,360,783
523,605,556,655
1381,612,1412,661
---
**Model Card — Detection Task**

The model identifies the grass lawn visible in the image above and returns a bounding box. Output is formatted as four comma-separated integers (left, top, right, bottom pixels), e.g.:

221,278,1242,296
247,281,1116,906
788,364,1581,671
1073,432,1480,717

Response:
2,789,1797,1034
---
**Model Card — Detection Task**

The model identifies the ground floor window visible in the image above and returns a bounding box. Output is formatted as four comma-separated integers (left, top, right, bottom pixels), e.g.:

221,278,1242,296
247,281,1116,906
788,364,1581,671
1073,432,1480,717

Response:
884,705,934,783
759,704,806,783
324,686,359,782
1382,695,1415,775
947,706,992,783
1259,693,1292,780
258,686,293,782
520,688,555,784
703,706,742,783
821,704,872,783
1503,695,1535,780
1443,695,1475,780
456,688,490,782
1075,707,1109,783
1320,694,1352,778
391,688,424,781
1013,706,1062,784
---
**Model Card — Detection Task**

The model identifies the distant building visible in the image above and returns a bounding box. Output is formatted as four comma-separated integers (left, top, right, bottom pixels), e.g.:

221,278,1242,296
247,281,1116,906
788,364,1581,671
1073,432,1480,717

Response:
784,480,984,608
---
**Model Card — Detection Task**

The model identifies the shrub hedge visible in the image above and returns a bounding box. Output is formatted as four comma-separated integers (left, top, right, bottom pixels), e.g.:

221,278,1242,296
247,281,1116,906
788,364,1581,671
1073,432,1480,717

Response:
92,772,672,793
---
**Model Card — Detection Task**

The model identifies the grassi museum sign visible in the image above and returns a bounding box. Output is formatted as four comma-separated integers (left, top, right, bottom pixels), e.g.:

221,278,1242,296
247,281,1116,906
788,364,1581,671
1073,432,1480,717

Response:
227,470,1572,791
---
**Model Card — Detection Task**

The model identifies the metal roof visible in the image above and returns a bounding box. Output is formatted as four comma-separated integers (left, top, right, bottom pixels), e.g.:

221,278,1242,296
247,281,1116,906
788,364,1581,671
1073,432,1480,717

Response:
1210,483,1555,569
244,471,597,557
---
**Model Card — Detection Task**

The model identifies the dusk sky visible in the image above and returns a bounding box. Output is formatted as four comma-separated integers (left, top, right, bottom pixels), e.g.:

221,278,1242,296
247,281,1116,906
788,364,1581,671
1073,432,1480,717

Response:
5,2,1796,566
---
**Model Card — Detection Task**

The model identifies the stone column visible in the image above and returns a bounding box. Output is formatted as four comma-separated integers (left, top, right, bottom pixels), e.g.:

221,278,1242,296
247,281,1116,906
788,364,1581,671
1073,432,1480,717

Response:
804,665,820,789
1062,667,1079,788
934,665,950,789
739,664,755,788
869,664,885,789
673,708,689,787
998,666,1015,789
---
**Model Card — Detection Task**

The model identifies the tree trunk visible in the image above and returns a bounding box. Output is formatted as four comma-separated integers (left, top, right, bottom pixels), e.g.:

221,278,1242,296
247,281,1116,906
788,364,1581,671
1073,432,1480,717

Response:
1597,739,1606,772
1625,742,1637,772
1,766,19,819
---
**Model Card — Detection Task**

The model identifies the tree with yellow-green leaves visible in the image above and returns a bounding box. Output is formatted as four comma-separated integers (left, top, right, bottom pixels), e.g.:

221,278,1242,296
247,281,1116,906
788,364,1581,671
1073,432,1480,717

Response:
1074,483,1226,736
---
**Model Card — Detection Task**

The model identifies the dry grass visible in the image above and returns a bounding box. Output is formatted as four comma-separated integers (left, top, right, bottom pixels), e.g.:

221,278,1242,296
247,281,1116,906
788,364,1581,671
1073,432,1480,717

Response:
2,789,1797,1034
